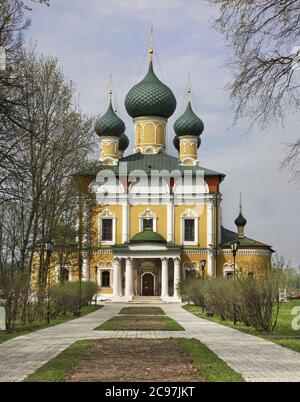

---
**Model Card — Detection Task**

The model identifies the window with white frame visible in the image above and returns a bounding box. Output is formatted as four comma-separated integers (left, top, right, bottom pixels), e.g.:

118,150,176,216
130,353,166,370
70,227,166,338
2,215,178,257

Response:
99,209,116,245
181,209,198,245
139,208,157,232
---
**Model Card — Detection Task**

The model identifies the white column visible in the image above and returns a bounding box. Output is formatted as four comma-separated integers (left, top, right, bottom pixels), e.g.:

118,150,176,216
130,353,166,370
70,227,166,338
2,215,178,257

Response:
82,255,88,281
173,257,181,301
161,257,169,299
125,257,133,300
122,202,129,243
119,260,123,296
113,258,121,299
167,203,174,242
207,201,214,277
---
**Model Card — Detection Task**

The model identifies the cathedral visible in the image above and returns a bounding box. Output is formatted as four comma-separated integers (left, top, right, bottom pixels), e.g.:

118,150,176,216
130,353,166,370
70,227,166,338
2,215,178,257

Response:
73,42,273,302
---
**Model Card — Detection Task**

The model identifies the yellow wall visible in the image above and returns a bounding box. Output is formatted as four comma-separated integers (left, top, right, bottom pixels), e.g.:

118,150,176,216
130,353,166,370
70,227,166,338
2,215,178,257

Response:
129,204,167,239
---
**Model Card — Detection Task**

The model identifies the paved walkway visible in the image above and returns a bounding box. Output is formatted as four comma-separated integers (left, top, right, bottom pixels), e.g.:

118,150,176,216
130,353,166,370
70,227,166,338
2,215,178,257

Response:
0,303,299,382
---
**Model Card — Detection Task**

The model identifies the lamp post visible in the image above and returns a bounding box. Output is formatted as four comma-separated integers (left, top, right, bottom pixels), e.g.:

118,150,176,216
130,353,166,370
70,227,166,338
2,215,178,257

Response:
230,240,240,325
76,254,83,316
45,240,54,325
200,259,206,313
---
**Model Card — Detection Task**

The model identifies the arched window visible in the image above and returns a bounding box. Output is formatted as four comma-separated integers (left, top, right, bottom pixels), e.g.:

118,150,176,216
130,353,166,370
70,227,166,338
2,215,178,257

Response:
101,270,110,287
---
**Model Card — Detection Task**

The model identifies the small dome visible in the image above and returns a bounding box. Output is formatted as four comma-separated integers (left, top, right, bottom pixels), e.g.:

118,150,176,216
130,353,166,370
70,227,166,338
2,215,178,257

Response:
174,101,204,137
173,135,201,151
130,227,166,243
119,133,129,151
125,63,176,119
95,101,125,137
235,212,247,227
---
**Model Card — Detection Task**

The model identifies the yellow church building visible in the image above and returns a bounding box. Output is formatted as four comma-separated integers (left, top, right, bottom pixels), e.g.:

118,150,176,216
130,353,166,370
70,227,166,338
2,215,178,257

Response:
72,45,273,303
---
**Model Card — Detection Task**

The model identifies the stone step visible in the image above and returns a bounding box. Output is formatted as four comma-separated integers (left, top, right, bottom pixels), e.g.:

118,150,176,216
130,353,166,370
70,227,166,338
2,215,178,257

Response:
130,296,163,304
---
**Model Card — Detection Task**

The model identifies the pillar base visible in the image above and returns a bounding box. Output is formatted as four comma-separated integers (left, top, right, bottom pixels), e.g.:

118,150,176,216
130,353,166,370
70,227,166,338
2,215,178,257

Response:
161,295,182,303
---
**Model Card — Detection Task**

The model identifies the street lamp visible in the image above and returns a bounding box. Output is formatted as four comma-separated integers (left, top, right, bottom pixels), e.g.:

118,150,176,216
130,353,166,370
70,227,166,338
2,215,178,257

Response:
230,240,240,325
75,254,83,317
45,240,54,325
200,259,206,313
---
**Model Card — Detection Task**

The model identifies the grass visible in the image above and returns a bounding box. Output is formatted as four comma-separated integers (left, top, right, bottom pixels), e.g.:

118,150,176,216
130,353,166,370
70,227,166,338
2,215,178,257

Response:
24,340,93,382
24,337,244,382
179,338,244,382
184,300,300,353
0,305,103,345
119,307,165,315
96,315,184,331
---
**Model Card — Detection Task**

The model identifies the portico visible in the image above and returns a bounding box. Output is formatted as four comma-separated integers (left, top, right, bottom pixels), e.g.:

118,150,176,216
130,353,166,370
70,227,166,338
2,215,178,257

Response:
112,232,182,302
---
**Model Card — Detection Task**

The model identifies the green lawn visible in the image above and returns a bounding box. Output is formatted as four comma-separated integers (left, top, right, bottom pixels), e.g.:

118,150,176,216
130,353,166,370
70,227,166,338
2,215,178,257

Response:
24,338,244,382
96,315,184,331
24,339,93,382
179,338,244,382
119,307,165,315
184,300,300,353
0,305,102,345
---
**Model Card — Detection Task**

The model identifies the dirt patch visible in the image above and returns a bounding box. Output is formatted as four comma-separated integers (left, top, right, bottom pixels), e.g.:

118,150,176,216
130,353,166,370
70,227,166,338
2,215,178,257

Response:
65,338,204,382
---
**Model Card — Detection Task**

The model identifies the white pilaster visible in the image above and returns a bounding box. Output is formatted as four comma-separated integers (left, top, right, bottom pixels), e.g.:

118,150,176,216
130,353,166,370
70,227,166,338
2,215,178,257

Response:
122,202,129,243
167,203,174,242
96,267,101,287
82,255,88,281
207,201,214,277
112,257,121,300
208,247,214,277
125,257,133,301
173,257,181,301
161,257,169,300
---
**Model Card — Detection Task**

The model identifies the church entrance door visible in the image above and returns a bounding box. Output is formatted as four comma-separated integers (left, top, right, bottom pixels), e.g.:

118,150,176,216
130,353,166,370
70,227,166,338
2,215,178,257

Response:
142,273,154,296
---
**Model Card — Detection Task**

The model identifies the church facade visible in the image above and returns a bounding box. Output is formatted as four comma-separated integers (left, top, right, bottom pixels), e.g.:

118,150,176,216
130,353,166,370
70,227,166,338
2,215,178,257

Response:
73,47,273,303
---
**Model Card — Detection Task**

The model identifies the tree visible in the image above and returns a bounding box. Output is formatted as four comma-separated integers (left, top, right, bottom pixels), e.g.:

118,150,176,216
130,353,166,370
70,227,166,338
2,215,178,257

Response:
208,0,300,175
0,48,95,329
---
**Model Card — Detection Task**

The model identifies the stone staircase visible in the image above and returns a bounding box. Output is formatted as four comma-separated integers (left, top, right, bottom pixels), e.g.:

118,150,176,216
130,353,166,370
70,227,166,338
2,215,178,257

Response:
130,296,163,304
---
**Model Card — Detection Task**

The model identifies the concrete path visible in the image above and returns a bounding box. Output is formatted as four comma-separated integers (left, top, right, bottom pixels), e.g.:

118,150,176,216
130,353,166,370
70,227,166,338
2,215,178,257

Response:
163,304,300,382
0,303,299,382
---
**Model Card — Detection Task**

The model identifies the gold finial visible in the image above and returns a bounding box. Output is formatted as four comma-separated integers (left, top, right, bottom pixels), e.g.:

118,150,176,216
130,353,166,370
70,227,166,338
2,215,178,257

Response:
149,26,154,64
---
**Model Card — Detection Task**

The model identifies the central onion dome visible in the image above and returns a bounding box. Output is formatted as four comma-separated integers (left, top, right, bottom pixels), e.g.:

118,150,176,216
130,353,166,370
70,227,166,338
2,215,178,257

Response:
125,63,177,119
95,100,125,137
174,101,204,137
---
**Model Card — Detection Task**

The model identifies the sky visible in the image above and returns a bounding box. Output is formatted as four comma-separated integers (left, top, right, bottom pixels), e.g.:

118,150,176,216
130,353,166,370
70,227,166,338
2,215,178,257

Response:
26,0,300,266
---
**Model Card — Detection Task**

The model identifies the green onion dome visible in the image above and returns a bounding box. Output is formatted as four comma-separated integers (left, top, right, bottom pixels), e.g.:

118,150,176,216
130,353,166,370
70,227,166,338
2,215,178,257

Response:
130,227,166,244
125,63,176,119
235,212,247,227
119,133,129,152
95,101,125,137
174,101,204,137
173,135,201,151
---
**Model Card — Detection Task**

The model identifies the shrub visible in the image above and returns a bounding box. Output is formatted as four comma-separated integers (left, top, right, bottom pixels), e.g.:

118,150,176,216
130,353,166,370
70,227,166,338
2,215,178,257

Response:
205,278,235,321
50,281,98,318
178,278,205,307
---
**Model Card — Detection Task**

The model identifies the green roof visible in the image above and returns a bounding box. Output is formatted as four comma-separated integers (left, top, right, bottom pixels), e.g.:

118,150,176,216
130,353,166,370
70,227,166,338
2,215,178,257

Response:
75,152,225,178
221,226,272,249
130,227,166,243
174,102,204,137
125,62,176,119
95,101,125,138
